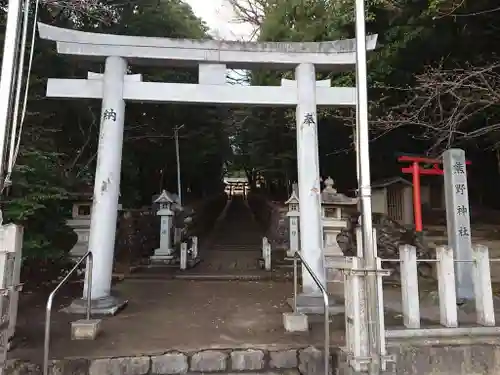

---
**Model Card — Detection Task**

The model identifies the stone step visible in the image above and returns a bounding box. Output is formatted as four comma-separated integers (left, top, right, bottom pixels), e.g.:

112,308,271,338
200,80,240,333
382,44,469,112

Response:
206,198,264,257
174,273,291,281
211,247,260,250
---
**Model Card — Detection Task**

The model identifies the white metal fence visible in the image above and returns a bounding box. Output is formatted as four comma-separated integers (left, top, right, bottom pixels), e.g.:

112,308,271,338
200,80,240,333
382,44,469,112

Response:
341,226,500,372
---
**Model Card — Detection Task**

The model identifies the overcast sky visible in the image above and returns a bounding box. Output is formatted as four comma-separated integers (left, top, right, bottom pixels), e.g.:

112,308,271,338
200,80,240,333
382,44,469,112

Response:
185,0,253,40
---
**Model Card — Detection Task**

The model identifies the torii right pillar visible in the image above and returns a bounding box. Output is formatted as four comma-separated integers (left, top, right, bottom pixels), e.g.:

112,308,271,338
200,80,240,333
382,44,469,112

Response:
295,63,326,295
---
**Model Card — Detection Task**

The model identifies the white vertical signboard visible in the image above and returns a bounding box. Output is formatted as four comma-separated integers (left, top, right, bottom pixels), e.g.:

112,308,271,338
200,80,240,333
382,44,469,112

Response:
0,224,23,370
443,149,473,301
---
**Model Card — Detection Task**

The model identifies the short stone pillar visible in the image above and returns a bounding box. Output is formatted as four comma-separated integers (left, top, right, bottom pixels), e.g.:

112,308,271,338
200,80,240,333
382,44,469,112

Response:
191,236,199,259
151,190,175,262
180,242,188,270
171,193,183,245
262,237,271,271
285,190,300,258
321,177,358,282
174,228,182,245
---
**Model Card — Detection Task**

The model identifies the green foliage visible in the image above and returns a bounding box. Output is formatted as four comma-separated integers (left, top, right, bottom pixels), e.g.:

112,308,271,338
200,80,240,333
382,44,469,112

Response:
4,149,76,259
0,0,230,261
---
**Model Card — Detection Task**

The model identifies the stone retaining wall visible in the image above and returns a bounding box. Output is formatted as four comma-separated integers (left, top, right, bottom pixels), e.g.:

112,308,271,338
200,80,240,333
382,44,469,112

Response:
247,193,288,251
6,344,500,375
6,347,327,375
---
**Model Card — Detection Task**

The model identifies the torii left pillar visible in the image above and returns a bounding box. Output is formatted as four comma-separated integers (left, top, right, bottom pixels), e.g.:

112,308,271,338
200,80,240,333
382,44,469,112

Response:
66,56,128,315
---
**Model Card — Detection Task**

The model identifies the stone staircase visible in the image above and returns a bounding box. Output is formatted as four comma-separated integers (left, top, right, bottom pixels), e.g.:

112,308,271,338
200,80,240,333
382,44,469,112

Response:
178,196,265,277
211,196,262,252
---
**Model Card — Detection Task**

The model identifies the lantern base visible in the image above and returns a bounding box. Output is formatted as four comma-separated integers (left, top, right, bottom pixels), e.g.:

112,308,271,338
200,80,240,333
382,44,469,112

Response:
150,248,175,264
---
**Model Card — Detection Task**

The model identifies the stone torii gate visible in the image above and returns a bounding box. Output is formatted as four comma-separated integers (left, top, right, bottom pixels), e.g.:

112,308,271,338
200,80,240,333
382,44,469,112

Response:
38,23,377,314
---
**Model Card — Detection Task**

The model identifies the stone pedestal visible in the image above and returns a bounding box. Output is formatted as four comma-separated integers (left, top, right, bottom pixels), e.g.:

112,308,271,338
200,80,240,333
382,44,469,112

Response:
67,217,91,260
283,312,309,332
64,295,128,316
321,177,358,283
71,319,102,340
323,213,348,283
323,215,347,256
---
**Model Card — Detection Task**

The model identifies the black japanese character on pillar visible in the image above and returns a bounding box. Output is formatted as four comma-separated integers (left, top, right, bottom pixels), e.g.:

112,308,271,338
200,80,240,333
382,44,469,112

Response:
103,109,117,121
303,113,315,126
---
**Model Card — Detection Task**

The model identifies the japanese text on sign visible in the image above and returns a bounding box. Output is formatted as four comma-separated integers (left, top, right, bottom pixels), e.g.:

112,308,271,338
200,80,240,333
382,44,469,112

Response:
458,226,469,237
453,180,469,238
456,205,468,216
443,148,473,299
452,161,465,175
455,183,466,195
449,158,470,238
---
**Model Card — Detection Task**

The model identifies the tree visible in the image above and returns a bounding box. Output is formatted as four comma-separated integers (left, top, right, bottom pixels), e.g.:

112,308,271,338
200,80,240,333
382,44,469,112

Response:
370,0,500,156
1,0,231,260
224,0,500,195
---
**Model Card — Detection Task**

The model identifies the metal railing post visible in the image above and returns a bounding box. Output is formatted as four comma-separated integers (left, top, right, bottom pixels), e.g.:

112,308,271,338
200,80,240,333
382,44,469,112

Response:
293,255,298,312
86,253,93,321
43,251,93,375
292,251,329,375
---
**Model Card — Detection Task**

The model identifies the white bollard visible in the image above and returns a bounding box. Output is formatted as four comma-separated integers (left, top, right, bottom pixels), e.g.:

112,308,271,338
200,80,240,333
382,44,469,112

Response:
472,244,495,326
192,236,199,259
262,237,269,268
262,237,268,251
264,242,272,271
180,242,187,270
399,245,421,329
436,246,458,327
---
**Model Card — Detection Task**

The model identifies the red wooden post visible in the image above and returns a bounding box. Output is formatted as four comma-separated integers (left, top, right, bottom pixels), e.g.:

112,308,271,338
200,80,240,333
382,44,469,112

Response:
412,161,423,232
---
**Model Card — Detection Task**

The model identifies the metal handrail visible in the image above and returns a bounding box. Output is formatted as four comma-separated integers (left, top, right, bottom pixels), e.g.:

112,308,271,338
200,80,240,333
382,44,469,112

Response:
292,251,330,375
43,251,93,375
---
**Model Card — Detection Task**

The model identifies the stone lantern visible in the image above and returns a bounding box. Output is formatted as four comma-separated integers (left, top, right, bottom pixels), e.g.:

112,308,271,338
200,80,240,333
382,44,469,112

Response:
321,177,358,258
285,189,300,258
151,190,175,262
66,192,123,262
67,199,92,261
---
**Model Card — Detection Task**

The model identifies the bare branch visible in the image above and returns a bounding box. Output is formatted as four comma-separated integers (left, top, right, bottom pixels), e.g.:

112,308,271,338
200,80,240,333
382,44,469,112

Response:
368,62,500,153
224,0,265,27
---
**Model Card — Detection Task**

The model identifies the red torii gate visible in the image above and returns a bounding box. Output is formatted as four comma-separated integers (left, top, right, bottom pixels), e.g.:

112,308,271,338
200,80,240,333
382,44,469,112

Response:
397,154,472,232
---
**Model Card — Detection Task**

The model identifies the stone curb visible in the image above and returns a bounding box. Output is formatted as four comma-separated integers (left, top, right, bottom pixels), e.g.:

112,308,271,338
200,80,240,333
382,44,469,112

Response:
8,343,499,375
5,346,339,375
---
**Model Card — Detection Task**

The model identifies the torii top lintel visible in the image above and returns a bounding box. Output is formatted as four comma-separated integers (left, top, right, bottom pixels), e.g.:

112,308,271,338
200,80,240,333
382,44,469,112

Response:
37,23,378,71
